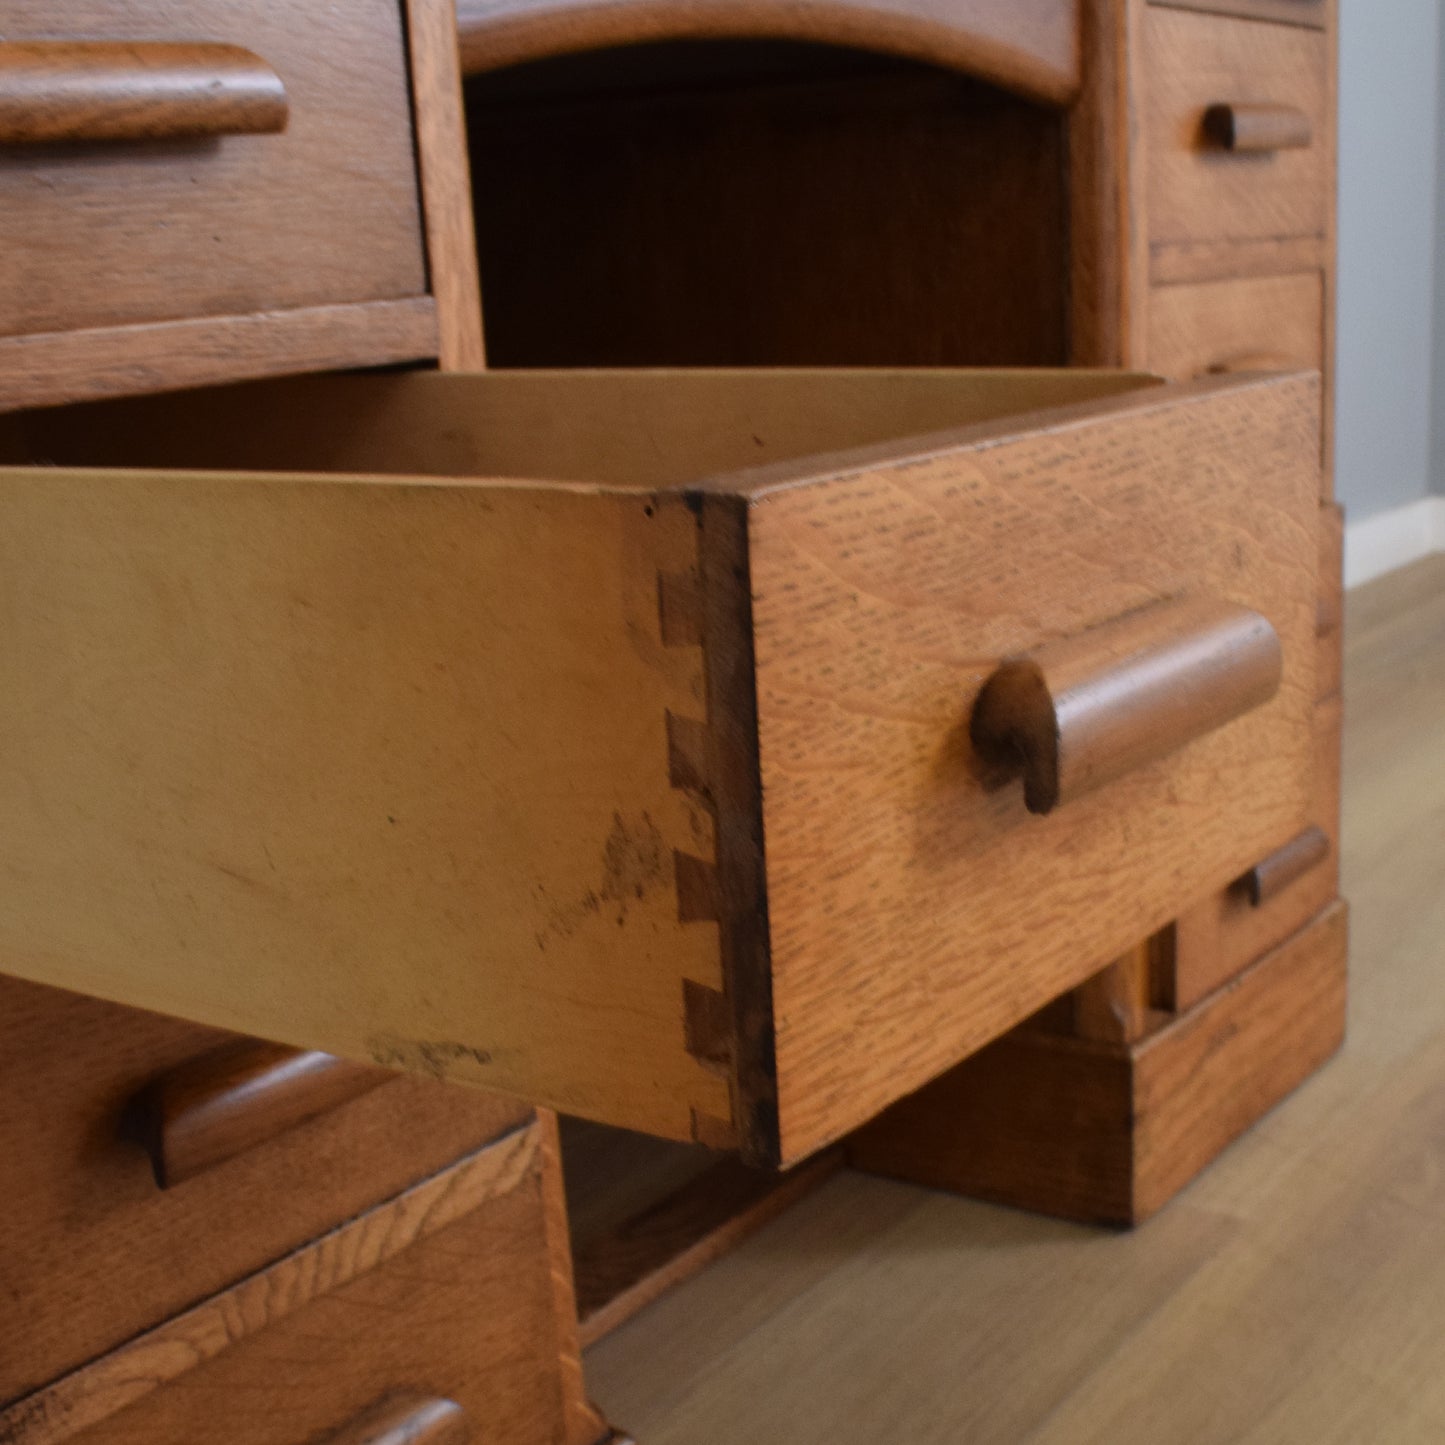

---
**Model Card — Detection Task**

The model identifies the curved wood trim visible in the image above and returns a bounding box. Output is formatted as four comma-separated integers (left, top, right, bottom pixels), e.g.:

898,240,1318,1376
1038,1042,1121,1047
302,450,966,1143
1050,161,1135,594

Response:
0,42,288,145
455,0,1081,105
971,596,1284,816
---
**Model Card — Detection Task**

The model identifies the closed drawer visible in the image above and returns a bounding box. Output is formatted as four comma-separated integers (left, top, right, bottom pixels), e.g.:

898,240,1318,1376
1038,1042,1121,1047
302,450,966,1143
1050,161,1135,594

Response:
0,973,528,1407
1145,7,1329,250
0,2,427,342
1148,272,1324,382
0,1118,599,1445
0,366,1322,1167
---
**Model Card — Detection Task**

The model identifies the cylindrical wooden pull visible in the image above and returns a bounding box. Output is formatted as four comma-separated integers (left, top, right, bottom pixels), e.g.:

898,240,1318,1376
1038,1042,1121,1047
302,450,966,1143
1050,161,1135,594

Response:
0,41,288,144
128,1040,393,1188
1202,102,1313,155
317,1395,469,1445
1244,825,1330,906
971,596,1283,816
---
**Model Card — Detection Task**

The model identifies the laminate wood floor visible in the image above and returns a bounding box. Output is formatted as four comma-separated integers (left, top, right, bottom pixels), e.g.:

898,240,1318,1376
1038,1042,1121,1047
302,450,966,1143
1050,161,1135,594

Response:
585,556,1445,1444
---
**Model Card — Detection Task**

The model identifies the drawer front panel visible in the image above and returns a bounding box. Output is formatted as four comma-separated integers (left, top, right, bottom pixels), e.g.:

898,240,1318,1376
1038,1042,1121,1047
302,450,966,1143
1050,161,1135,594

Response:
3,1122,586,1445
1145,8,1329,250
0,1,426,340
0,974,529,1406
1147,272,1324,382
750,374,1321,1155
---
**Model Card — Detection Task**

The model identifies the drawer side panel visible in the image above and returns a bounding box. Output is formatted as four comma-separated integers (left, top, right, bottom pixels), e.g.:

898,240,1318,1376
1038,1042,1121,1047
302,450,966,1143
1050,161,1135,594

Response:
0,476,731,1147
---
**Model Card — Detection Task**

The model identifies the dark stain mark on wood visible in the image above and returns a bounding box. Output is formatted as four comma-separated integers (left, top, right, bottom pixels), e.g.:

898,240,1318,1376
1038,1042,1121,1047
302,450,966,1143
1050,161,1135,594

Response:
366,1036,494,1079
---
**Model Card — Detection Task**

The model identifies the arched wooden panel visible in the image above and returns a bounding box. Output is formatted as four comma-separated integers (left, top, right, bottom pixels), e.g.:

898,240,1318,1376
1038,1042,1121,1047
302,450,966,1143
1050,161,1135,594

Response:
456,0,1081,105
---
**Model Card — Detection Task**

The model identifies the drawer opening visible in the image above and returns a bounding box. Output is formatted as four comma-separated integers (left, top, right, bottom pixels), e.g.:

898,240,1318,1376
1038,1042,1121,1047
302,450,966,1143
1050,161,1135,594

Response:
462,39,1072,371
0,367,1153,483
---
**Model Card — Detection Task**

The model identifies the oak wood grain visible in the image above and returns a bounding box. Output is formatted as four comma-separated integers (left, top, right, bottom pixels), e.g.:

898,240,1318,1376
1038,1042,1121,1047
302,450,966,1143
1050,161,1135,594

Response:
456,0,1082,104
0,1,427,346
0,42,288,144
748,372,1321,1158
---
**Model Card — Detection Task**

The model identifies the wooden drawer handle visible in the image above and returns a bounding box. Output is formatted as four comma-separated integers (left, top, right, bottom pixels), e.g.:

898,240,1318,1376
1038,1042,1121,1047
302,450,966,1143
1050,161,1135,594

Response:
971,596,1283,816
1202,103,1313,155
0,41,288,144
1245,825,1330,905
129,1040,393,1188
319,1395,468,1445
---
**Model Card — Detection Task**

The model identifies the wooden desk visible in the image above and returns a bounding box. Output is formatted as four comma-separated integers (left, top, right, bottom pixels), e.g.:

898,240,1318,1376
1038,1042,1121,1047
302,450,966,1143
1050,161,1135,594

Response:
0,0,1339,1437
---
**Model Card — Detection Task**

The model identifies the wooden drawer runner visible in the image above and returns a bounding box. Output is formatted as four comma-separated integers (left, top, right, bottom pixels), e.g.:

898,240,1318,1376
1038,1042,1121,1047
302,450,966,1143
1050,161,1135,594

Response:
0,1118,603,1445
0,2,427,343
0,367,1322,1167
1145,7,1329,250
0,974,528,1407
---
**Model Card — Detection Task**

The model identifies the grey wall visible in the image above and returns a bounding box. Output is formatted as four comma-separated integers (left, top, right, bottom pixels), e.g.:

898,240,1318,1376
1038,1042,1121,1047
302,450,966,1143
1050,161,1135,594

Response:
1336,0,1442,520
1435,5,1445,497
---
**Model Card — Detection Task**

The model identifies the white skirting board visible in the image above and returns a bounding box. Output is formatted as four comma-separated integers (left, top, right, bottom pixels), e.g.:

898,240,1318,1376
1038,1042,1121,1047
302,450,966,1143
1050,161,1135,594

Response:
1344,497,1445,589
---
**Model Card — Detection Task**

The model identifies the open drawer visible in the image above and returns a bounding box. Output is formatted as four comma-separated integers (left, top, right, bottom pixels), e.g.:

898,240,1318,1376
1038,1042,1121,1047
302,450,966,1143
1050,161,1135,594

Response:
0,367,1320,1166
